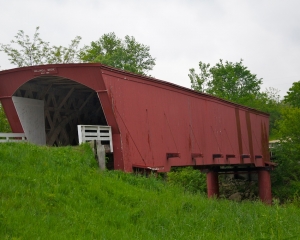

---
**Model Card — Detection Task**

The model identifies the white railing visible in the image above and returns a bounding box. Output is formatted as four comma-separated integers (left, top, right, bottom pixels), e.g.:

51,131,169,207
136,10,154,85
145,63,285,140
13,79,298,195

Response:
0,133,27,142
77,125,113,152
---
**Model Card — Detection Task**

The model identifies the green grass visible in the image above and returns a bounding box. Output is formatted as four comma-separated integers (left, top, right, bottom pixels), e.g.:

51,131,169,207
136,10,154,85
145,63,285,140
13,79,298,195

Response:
0,142,300,239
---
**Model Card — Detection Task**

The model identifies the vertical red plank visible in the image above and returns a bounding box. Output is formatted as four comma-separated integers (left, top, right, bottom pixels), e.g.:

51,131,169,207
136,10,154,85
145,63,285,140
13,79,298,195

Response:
1,97,23,132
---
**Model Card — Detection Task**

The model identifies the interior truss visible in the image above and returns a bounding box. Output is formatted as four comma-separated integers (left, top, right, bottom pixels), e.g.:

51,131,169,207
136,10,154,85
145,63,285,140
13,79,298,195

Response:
13,75,106,146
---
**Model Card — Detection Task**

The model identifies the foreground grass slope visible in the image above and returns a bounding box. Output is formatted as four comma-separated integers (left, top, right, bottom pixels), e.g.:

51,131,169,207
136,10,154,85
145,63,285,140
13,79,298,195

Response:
0,143,300,239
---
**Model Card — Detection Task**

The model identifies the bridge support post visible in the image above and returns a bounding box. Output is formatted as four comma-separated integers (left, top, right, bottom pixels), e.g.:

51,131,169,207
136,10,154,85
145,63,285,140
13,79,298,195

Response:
207,170,219,198
258,169,272,204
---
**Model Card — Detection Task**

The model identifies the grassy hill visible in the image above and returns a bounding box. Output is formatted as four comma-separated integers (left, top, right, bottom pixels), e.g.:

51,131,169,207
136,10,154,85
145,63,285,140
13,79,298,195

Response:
0,142,300,239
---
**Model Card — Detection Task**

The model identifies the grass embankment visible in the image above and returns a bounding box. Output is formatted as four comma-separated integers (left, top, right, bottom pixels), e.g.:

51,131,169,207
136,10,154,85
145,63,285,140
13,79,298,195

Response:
0,142,300,239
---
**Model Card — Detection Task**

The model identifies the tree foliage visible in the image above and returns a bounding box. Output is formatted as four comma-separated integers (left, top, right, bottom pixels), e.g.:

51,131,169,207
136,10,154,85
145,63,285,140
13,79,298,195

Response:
189,62,211,92
284,81,300,108
79,32,155,75
0,28,155,76
189,59,262,106
254,87,283,138
271,107,300,200
270,80,300,200
276,107,300,141
0,27,81,67
275,84,300,142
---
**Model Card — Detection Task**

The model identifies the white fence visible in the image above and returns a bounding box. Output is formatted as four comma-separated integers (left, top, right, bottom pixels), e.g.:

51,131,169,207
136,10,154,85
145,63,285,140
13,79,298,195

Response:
0,133,27,142
77,125,113,152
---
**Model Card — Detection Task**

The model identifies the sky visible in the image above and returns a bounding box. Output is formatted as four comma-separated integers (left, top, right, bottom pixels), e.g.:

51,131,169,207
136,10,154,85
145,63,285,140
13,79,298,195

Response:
1,0,300,98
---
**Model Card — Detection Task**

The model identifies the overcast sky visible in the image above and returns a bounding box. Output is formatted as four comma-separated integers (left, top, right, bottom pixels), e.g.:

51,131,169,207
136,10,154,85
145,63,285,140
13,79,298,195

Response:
1,0,300,98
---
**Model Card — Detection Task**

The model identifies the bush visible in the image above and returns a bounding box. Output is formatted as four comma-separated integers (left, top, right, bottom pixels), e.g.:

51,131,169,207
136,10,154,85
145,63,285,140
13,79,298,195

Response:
271,140,300,201
167,167,206,194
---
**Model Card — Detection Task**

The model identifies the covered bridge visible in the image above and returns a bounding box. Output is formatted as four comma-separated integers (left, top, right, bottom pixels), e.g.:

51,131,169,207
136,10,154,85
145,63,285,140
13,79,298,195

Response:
0,63,274,203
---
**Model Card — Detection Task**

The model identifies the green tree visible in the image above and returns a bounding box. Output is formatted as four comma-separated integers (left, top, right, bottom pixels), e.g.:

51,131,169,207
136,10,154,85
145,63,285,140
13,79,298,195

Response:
79,32,155,75
284,81,300,107
276,107,300,141
271,81,300,200
0,27,81,67
272,106,300,200
253,87,283,138
188,61,211,92
189,59,262,106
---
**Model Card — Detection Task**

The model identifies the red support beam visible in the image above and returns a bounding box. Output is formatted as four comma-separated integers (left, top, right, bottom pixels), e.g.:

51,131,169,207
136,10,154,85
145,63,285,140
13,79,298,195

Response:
1,97,23,133
258,169,272,204
207,170,219,198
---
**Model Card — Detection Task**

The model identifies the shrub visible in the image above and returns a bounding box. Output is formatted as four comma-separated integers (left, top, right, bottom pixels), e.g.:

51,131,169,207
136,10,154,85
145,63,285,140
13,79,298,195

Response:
167,167,206,194
271,140,300,201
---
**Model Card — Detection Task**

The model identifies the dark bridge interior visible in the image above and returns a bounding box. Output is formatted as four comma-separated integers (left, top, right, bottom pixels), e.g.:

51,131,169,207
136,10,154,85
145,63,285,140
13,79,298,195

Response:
13,75,106,146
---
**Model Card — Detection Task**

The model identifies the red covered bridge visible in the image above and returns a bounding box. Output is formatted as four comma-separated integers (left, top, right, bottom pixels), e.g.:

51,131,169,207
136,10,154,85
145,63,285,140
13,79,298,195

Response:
0,63,274,203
